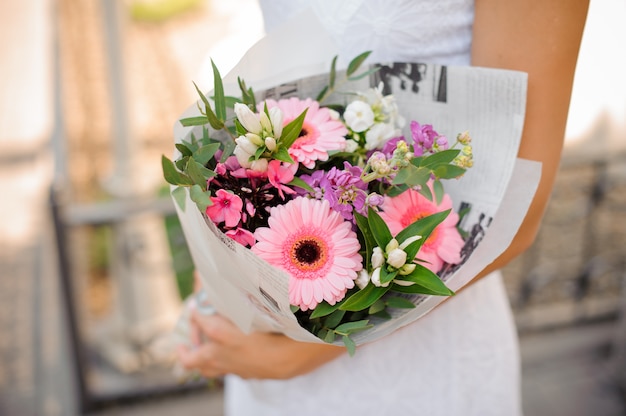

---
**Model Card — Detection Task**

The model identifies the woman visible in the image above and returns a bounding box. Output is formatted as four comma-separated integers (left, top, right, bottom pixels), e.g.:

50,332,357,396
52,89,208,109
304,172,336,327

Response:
178,1,589,414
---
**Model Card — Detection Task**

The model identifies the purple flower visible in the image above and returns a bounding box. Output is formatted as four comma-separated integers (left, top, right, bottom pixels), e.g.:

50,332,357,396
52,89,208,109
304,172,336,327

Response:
411,121,449,156
381,136,408,157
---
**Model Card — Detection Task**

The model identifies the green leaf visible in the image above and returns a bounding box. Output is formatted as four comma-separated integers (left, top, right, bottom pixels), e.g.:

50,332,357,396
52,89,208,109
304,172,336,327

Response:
346,51,372,76
189,184,213,212
419,149,460,168
171,186,187,211
340,283,390,312
385,296,416,309
401,264,454,296
368,299,386,315
354,212,375,271
433,179,444,205
396,210,449,247
280,108,308,150
210,60,226,122
324,330,336,344
179,116,209,127
329,55,338,88
380,267,398,285
391,282,448,296
175,143,193,157
273,147,295,164
309,300,342,319
193,142,221,165
367,207,393,250
433,164,467,179
392,164,432,187
343,335,356,356
237,77,256,108
220,95,241,108
315,85,329,103
162,155,193,186
419,183,433,200
220,139,236,162
323,309,346,329
287,176,314,193
334,319,372,334
193,82,224,130
347,66,380,81
186,158,215,189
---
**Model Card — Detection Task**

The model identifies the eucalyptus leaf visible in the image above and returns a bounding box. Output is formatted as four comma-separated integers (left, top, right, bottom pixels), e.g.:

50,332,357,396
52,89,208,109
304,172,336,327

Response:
334,319,372,334
309,300,342,319
343,335,356,356
324,330,336,344
171,186,187,211
368,299,386,315
189,184,213,212
433,179,444,204
323,309,346,329
193,142,220,165
329,55,338,88
419,149,460,168
434,164,467,179
186,158,211,189
162,155,193,186
347,66,380,81
220,139,236,162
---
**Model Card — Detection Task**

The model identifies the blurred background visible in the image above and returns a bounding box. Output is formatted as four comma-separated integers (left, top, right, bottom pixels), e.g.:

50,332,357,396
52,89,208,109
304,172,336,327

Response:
0,0,624,415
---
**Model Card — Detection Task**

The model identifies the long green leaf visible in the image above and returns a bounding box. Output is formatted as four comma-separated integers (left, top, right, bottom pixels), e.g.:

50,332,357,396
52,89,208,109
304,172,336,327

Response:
433,164,467,179
323,309,346,329
346,51,372,76
354,212,375,271
385,296,416,309
179,116,209,127
309,299,343,319
334,320,372,334
279,109,308,150
193,82,224,130
193,142,221,165
340,283,390,312
329,55,338,88
347,66,380,81
401,264,454,296
396,210,449,246
419,149,460,168
367,207,393,250
210,60,226,122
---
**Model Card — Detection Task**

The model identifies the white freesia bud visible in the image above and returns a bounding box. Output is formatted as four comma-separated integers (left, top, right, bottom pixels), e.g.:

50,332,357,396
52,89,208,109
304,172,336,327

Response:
250,158,269,173
344,100,375,133
393,278,416,286
235,135,259,155
264,136,277,152
387,248,407,269
269,107,284,138
355,269,370,289
365,123,397,150
233,144,253,168
344,139,358,153
370,267,389,288
399,235,421,250
371,247,385,269
385,238,399,254
398,263,417,276
245,132,264,147
259,111,273,133
234,103,262,134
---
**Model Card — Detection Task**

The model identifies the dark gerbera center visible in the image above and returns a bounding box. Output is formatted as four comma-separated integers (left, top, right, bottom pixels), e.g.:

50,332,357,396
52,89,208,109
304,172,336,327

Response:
298,126,310,138
294,239,321,264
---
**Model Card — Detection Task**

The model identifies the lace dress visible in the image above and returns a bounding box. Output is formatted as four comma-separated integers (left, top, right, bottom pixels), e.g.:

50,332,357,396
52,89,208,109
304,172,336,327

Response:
224,1,523,415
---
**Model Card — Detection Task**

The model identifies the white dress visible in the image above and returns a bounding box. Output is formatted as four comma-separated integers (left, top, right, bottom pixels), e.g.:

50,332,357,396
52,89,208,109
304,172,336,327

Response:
225,1,523,415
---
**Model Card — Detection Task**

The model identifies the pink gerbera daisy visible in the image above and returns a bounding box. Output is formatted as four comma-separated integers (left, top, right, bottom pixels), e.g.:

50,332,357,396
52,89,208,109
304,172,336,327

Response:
379,183,464,273
263,98,348,169
252,197,363,311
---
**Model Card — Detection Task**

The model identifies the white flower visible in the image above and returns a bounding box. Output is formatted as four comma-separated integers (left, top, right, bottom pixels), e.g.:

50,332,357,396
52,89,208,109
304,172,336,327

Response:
234,103,262,134
355,269,370,289
259,111,273,133
385,238,399,254
245,133,264,147
371,247,385,269
365,123,397,150
344,100,375,133
264,137,277,152
387,248,407,269
371,267,389,287
235,135,258,154
399,235,421,250
328,108,340,121
269,107,284,138
393,278,415,287
234,135,258,168
344,139,359,153
398,263,416,276
249,158,269,173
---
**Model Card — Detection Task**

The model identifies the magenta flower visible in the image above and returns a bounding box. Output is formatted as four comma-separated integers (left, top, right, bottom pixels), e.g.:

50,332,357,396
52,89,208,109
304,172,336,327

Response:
225,227,256,247
206,189,243,228
379,182,464,273
267,160,297,200
252,197,363,311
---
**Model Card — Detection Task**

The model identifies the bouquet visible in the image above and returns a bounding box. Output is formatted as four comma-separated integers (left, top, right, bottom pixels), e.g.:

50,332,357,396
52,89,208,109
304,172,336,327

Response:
163,53,479,354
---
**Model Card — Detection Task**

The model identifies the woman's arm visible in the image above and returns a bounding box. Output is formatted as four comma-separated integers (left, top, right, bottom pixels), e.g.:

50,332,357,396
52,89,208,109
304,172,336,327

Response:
470,0,589,279
178,0,590,380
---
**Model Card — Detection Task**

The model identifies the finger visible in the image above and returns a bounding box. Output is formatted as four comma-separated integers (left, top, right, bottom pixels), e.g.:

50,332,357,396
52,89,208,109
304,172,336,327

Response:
191,310,241,344
177,345,223,379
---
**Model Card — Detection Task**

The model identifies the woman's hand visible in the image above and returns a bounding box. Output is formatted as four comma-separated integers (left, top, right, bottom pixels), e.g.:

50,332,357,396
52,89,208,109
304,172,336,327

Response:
177,310,345,380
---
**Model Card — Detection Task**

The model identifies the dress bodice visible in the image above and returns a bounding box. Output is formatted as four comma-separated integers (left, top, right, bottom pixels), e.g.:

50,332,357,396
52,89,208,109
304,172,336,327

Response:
258,0,474,65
